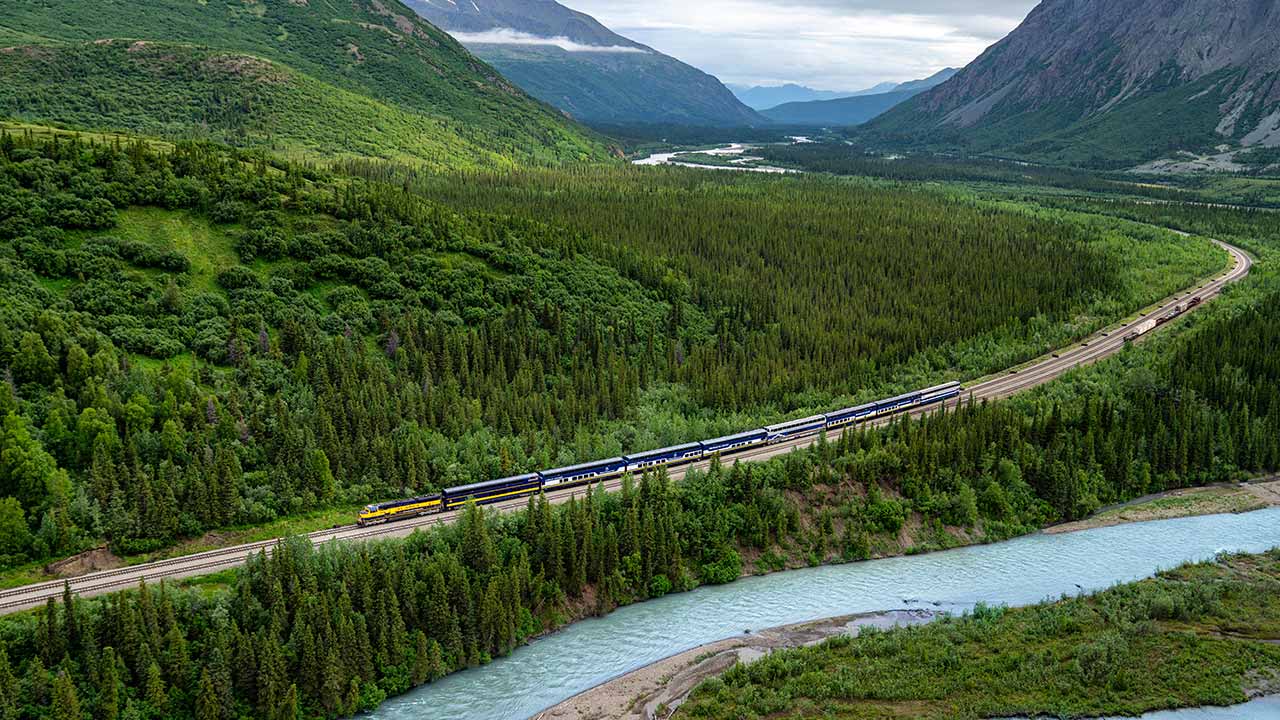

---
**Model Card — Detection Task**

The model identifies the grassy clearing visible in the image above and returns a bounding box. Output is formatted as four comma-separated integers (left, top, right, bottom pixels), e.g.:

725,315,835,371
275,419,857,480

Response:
107,207,241,292
0,120,175,151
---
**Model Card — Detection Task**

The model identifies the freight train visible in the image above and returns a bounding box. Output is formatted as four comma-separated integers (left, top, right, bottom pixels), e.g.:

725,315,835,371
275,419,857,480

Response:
356,382,963,526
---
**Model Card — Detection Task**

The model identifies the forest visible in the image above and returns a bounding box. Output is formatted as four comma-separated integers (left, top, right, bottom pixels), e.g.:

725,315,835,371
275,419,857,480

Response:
0,123,1270,719
0,127,1215,573
0,270,1276,719
375,162,1221,408
749,143,1150,193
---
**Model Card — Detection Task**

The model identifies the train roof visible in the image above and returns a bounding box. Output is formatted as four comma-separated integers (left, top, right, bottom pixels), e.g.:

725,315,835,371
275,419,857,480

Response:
446,473,539,497
372,494,441,511
919,381,963,394
541,457,627,477
703,428,768,444
625,442,702,460
825,402,877,417
765,414,826,432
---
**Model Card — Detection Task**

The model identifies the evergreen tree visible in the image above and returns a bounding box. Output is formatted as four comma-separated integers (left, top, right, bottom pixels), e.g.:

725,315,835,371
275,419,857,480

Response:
51,671,82,720
98,647,120,720
195,668,219,720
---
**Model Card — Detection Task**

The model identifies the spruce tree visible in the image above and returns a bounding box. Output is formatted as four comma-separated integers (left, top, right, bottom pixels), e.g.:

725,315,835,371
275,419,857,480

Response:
50,671,82,720
97,648,119,720
195,669,220,720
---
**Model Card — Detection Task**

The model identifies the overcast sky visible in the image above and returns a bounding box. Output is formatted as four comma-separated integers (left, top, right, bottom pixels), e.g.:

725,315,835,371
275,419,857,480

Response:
565,0,1041,91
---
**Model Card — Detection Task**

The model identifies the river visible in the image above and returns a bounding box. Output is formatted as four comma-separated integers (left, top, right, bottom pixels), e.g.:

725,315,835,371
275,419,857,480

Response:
632,143,796,173
366,507,1280,720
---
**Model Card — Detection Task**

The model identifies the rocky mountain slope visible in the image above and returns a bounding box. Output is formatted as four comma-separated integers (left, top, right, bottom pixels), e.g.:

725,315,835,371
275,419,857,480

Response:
408,0,762,126
863,0,1280,168
0,0,610,166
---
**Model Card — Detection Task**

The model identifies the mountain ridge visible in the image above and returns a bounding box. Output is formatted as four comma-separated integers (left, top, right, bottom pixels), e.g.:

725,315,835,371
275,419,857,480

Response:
762,69,958,126
0,0,610,165
861,0,1280,168
730,84,859,111
408,0,763,126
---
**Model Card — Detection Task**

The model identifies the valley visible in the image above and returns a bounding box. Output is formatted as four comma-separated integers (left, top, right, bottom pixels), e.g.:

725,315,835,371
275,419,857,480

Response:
0,0,1279,719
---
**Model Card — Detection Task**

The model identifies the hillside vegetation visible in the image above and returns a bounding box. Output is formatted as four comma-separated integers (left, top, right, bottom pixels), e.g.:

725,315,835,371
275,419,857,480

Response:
401,164,1221,407
0,0,609,166
0,223,1270,720
0,127,1220,574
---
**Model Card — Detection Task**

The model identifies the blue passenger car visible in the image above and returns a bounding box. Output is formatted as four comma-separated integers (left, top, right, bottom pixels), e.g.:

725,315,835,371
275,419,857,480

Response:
765,414,826,443
624,442,703,472
701,429,768,456
444,473,541,509
873,389,924,414
823,402,878,428
540,457,628,489
919,382,962,405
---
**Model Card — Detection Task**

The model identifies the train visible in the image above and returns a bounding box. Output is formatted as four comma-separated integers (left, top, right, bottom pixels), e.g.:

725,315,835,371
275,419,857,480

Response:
1124,296,1201,343
356,381,964,526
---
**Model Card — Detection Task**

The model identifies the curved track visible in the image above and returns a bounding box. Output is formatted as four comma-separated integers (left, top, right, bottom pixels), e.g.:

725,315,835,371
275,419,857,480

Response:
0,241,1252,615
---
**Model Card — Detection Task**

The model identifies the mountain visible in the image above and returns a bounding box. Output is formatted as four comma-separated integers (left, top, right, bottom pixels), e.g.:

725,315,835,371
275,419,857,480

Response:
862,0,1280,169
761,69,958,126
729,84,856,110
764,90,919,127
408,0,763,126
0,0,610,167
891,68,959,94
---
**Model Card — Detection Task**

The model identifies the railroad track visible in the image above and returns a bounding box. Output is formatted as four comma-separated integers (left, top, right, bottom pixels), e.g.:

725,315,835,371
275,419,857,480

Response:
0,240,1251,615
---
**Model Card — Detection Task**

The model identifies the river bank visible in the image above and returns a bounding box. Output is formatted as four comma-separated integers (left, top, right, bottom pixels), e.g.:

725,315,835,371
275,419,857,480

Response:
531,609,943,720
532,481,1280,720
673,548,1280,720
1046,477,1280,534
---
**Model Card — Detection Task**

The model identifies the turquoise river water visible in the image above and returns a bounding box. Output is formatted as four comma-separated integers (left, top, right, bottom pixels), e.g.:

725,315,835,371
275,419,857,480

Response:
368,507,1280,719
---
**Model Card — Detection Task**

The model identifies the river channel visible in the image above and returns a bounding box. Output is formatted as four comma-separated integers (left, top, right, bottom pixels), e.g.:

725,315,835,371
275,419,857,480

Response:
367,507,1280,719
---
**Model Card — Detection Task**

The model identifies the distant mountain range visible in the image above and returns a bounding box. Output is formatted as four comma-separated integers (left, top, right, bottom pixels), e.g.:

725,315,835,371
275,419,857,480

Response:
861,0,1280,169
762,69,958,126
729,84,865,111
0,0,610,167
408,0,763,127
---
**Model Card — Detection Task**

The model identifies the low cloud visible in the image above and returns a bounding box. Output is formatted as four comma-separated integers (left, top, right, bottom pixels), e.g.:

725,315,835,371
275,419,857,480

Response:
566,0,1038,89
449,28,650,53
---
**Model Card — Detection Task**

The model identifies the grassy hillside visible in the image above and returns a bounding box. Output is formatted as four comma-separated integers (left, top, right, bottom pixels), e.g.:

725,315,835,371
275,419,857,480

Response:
0,0,610,166
0,41,581,168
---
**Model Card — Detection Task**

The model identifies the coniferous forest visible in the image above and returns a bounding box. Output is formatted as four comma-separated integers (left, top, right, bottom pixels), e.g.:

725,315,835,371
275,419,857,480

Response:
0,124,1272,720
0,129,1216,568
0,270,1275,720
1,0,1279,717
